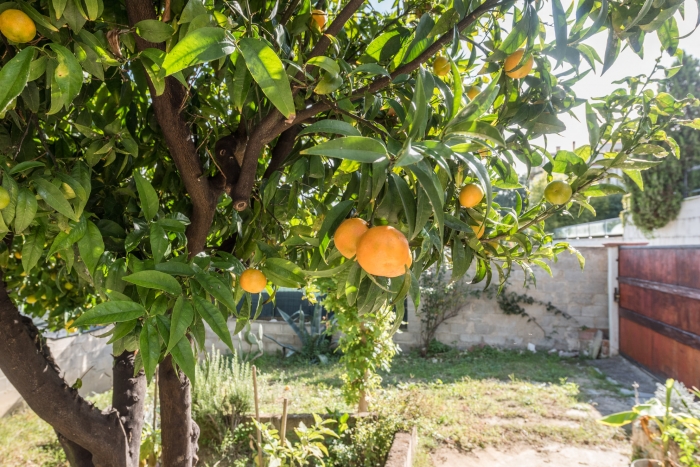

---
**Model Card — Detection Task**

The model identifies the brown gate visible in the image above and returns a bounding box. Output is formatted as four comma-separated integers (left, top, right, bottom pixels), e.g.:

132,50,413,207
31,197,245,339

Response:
618,246,700,388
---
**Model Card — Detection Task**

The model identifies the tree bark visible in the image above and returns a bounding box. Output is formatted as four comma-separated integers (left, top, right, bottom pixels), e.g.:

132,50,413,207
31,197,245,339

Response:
57,431,94,467
112,351,147,467
0,271,130,467
159,356,199,467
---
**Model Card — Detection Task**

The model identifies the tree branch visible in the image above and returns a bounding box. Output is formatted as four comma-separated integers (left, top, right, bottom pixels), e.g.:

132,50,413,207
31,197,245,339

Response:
124,0,221,257
263,125,301,179
56,432,94,467
0,273,130,466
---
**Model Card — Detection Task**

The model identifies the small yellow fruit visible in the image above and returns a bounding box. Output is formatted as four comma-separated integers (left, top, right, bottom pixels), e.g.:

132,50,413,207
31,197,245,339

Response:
466,86,480,100
0,9,36,44
544,180,573,205
459,183,484,208
0,186,10,209
311,9,327,30
26,295,37,304
504,49,534,79
433,56,450,77
240,269,267,294
14,251,21,259
472,224,485,239
64,282,74,290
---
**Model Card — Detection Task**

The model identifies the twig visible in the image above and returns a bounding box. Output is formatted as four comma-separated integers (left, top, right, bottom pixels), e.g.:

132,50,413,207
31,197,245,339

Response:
252,365,263,467
319,97,388,136
153,369,158,430
32,114,57,167
162,0,171,22
280,0,301,26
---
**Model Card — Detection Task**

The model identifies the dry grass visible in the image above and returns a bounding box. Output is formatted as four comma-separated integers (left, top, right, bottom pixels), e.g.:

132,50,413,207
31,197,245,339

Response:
0,405,67,467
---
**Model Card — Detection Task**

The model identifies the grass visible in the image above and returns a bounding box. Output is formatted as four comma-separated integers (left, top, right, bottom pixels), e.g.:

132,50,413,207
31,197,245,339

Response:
0,347,627,466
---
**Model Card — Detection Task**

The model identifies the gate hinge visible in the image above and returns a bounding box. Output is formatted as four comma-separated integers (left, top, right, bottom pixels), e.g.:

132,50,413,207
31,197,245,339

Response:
614,287,620,303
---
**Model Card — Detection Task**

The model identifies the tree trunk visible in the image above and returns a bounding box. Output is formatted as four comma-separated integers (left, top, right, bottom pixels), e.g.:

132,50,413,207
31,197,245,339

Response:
159,355,199,467
0,271,131,467
57,431,94,467
112,351,147,467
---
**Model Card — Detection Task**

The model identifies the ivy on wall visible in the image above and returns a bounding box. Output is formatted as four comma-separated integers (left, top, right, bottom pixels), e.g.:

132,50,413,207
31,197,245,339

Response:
627,52,700,232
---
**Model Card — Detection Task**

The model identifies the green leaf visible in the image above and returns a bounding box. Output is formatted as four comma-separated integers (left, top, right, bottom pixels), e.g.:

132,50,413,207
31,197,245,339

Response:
193,295,233,351
9,161,44,175
238,38,296,119
262,258,305,288
162,27,235,77
229,52,252,111
306,56,340,75
49,44,83,108
582,183,627,197
601,25,620,75
300,136,387,163
34,178,77,220
409,161,444,240
122,270,182,295
657,16,679,55
21,227,45,274
623,169,643,190
551,0,568,56
74,301,147,326
53,0,69,19
140,318,160,380
349,63,390,77
133,172,159,221
150,223,169,263
77,221,104,277
360,29,406,63
298,120,361,137
194,272,237,312
14,188,37,233
391,173,417,238
155,260,196,277
0,47,33,116
48,217,86,258
447,120,506,147
585,102,600,148
599,411,638,426
135,19,175,43
170,336,196,385
446,72,500,130
168,297,194,353
451,237,472,282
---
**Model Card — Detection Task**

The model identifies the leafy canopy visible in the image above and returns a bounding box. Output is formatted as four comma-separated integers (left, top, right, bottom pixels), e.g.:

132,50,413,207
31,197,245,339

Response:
0,0,696,381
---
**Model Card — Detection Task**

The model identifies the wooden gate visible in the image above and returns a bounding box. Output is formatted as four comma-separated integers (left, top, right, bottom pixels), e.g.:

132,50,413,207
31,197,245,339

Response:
618,246,700,388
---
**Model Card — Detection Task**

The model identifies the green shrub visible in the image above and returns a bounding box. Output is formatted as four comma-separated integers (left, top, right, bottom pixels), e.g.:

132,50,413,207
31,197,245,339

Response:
192,347,254,447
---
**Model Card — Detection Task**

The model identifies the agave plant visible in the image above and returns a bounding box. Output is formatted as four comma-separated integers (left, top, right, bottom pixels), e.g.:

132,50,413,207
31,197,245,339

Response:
265,303,332,363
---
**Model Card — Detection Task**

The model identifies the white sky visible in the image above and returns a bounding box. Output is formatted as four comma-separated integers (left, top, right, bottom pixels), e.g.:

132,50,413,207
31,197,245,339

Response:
370,0,700,150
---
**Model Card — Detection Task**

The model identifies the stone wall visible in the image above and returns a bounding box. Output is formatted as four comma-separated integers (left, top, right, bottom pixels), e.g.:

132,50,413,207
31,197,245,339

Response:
394,246,610,352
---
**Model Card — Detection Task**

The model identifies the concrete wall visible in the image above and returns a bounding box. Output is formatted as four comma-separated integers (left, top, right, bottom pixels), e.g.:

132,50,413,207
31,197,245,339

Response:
394,246,609,352
623,195,700,245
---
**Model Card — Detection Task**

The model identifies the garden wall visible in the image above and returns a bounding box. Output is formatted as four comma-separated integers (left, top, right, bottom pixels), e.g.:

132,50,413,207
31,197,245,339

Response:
394,246,610,352
623,195,700,245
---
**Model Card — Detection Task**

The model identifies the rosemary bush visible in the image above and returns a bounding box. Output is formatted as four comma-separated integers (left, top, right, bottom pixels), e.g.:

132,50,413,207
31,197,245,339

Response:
192,347,254,447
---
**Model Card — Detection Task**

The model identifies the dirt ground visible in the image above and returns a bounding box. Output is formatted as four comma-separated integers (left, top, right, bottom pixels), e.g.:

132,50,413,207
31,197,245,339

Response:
431,356,660,467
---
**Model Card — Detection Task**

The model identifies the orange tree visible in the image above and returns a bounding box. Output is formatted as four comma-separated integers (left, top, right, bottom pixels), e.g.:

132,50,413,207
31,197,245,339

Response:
0,0,696,465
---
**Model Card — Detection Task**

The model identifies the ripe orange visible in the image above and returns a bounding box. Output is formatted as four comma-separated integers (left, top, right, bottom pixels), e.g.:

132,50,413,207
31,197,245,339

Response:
504,49,534,79
0,9,36,44
311,9,327,30
459,183,484,208
356,225,412,278
544,180,573,205
240,268,267,293
433,56,450,77
334,218,369,259
472,224,485,239
14,251,21,259
466,86,480,100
